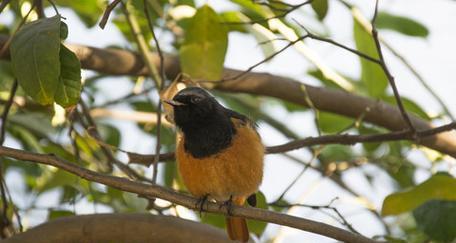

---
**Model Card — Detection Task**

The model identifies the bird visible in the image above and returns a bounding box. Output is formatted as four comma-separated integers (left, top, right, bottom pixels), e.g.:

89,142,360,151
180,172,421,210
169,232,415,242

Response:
164,86,264,242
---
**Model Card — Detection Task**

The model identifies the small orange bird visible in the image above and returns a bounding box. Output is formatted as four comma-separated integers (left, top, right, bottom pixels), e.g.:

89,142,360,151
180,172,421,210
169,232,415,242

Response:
165,87,264,242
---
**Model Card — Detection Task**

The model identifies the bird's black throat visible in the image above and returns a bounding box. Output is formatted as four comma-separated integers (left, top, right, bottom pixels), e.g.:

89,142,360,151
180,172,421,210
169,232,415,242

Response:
179,114,236,158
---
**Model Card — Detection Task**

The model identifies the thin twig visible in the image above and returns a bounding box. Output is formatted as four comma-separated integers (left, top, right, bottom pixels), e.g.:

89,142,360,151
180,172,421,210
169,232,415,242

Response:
99,0,123,29
0,0,11,14
224,0,312,25
292,19,381,65
371,0,415,133
78,99,152,183
0,80,19,236
143,0,166,187
381,40,454,120
0,4,35,58
128,121,456,165
271,198,360,234
213,34,309,82
0,81,17,145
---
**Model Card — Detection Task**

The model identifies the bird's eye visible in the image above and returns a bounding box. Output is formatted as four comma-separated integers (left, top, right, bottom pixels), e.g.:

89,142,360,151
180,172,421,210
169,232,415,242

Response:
191,96,202,103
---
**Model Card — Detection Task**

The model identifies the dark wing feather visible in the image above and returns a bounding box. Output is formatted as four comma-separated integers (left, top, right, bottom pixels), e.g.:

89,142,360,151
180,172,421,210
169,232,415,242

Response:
223,107,258,128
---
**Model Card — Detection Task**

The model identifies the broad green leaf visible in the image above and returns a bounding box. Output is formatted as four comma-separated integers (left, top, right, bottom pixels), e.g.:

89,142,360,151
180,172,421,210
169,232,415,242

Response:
179,5,228,80
48,210,75,220
10,16,62,105
383,96,431,121
376,12,429,37
318,112,353,134
247,191,268,236
55,45,82,107
381,173,456,216
353,17,388,98
413,200,456,242
60,22,68,39
311,0,329,20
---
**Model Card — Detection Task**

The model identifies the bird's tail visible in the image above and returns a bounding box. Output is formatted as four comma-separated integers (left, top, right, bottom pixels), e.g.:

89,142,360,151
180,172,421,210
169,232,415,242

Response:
225,197,249,242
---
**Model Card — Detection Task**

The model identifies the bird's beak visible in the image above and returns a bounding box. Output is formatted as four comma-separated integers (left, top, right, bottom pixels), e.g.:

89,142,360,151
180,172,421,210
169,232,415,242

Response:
163,99,186,106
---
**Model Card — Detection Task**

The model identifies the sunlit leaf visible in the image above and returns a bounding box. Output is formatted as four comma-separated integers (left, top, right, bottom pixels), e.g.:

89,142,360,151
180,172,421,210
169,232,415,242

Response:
10,16,61,105
353,17,388,98
376,12,429,37
179,5,228,80
382,173,456,216
10,16,81,107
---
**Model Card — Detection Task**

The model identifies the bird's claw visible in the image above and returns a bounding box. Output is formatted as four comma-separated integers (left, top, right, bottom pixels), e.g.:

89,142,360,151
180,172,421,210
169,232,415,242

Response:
219,195,234,216
195,194,209,217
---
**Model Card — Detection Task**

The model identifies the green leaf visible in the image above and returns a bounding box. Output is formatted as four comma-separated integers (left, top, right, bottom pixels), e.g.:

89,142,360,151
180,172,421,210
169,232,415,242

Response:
60,22,68,40
318,112,353,134
56,0,104,27
311,0,329,20
219,11,247,33
179,5,228,80
413,200,456,242
319,145,354,162
48,210,75,220
37,169,79,193
10,16,62,105
358,125,383,153
381,173,456,216
98,124,121,148
247,191,268,236
376,12,429,37
55,45,82,107
353,17,388,98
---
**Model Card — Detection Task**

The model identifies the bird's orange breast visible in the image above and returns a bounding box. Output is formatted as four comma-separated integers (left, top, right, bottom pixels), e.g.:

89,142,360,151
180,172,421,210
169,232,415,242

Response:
176,119,264,202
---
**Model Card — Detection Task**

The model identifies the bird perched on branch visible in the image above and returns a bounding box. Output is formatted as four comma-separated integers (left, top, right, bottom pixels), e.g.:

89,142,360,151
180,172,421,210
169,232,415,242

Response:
164,87,264,242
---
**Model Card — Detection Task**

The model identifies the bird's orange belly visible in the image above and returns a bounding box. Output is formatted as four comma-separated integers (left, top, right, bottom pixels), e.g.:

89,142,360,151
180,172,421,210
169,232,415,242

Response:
176,124,264,201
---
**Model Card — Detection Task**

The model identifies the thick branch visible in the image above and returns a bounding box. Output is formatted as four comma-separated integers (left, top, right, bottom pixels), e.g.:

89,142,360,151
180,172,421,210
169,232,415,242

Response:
0,146,380,243
5,214,231,243
1,35,455,157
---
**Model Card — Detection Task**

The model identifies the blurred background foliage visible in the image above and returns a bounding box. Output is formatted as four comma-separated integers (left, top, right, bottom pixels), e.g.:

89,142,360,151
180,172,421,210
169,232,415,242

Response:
0,0,455,242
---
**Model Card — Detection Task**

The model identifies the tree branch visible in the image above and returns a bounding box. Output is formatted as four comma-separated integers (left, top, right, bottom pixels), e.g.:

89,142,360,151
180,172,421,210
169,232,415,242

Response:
127,122,456,166
0,146,381,243
4,214,232,243
0,35,456,157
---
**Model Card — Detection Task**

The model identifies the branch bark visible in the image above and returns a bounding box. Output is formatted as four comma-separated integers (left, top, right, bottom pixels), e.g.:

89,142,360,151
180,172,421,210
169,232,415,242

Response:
0,146,381,243
1,35,455,158
4,213,232,243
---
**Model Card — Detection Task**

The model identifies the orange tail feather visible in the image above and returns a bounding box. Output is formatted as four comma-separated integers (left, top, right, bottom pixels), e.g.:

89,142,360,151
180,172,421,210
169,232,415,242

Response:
226,216,249,242
226,197,249,242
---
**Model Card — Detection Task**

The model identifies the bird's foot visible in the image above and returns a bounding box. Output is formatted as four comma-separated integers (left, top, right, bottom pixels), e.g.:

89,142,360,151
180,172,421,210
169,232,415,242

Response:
195,194,209,217
220,195,234,216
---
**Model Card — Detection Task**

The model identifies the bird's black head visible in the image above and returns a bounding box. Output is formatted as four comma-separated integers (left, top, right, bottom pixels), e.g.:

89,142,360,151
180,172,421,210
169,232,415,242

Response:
165,87,220,128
